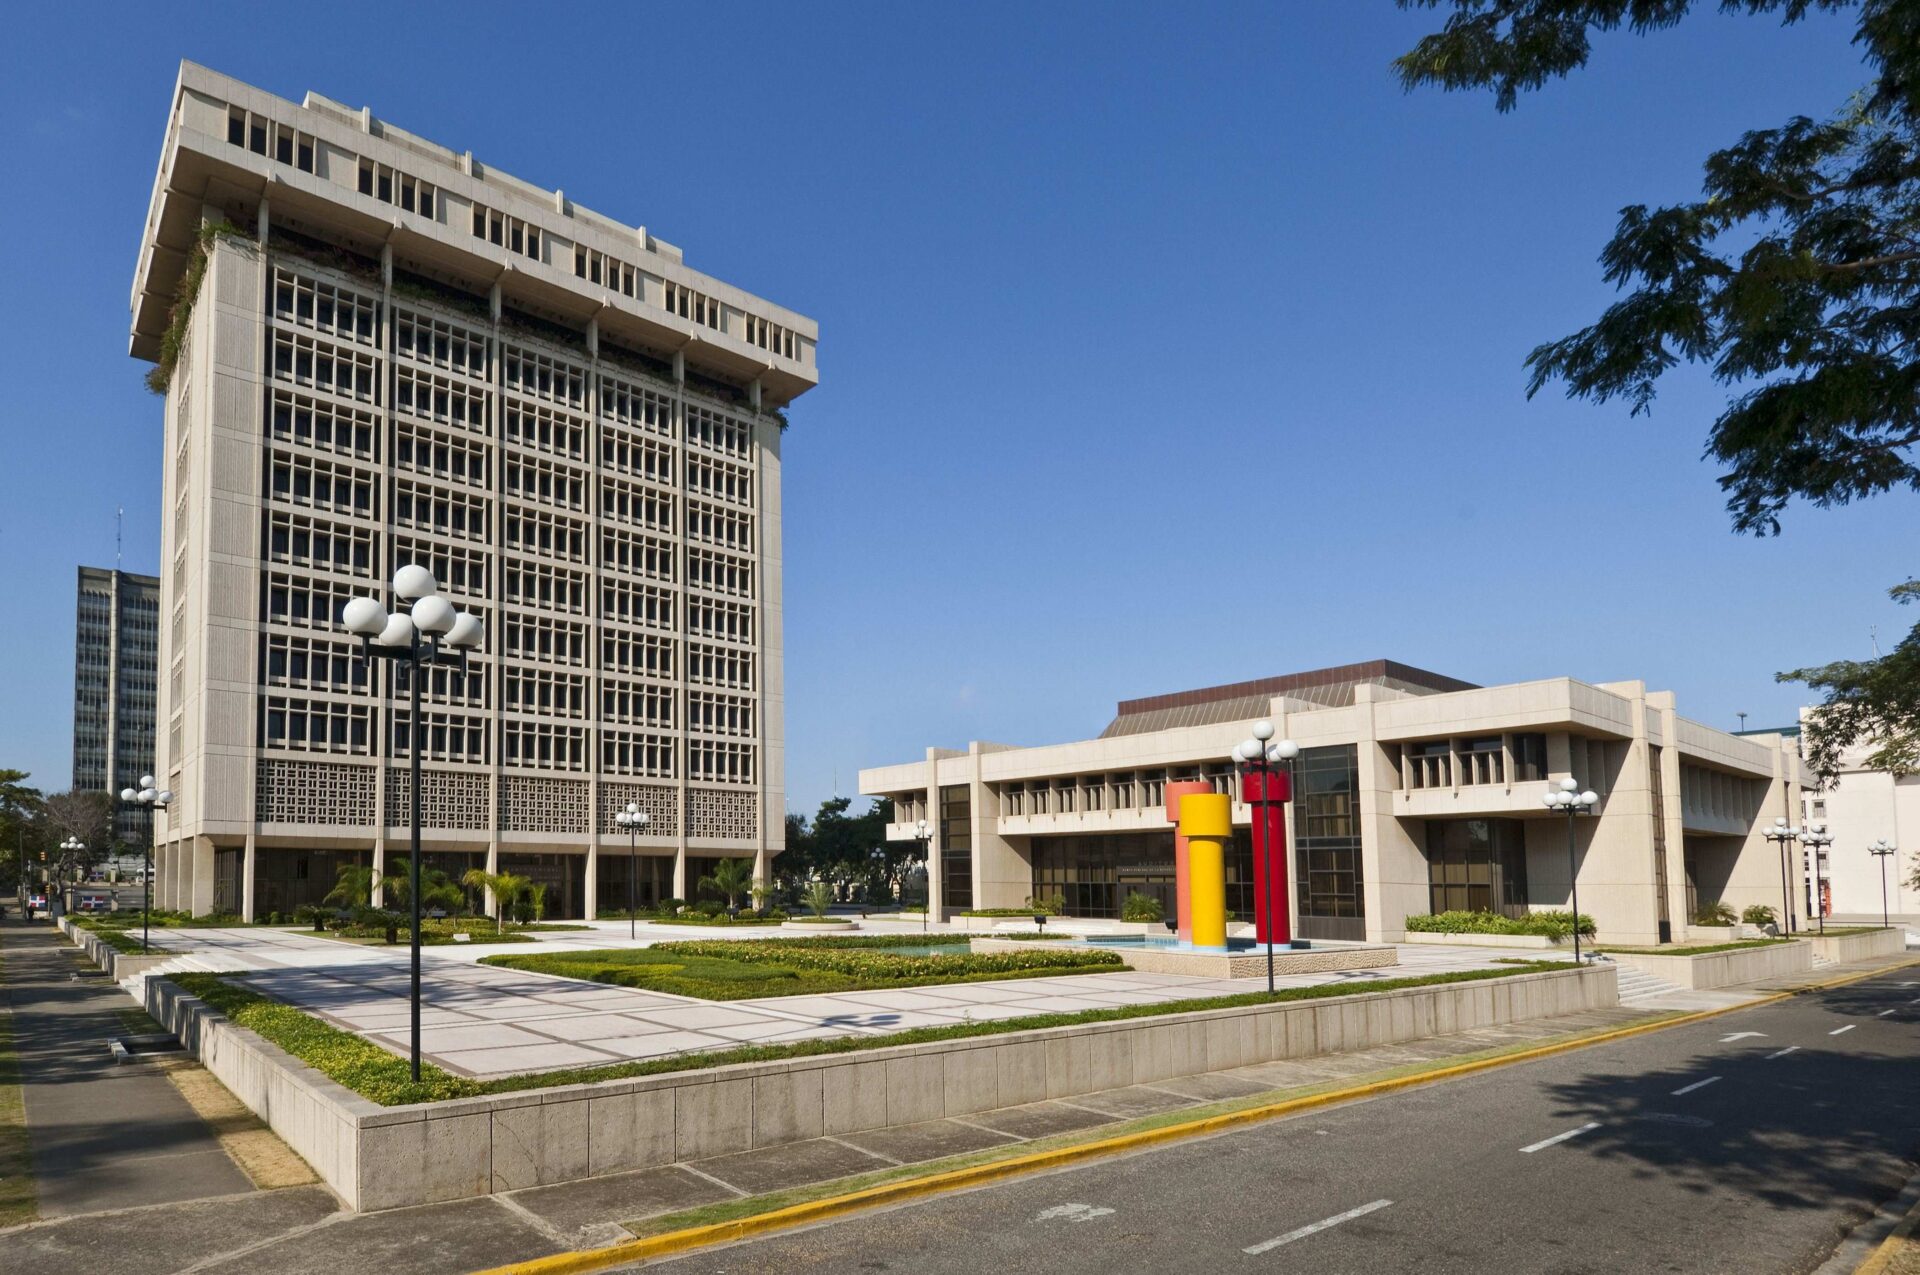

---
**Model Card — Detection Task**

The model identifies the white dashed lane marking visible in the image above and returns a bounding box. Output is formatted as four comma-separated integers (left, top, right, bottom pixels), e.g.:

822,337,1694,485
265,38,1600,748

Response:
1244,1200,1394,1254
1765,1046,1799,1059
1671,1076,1722,1097
1520,1122,1601,1154
1831,1025,1857,1036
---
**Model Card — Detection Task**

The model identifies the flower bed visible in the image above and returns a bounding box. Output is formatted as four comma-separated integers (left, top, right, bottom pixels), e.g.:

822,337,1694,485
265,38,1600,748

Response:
1403,910,1594,939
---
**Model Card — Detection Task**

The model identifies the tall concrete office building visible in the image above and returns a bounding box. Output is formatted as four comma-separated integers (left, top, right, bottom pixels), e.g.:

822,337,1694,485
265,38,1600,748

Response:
131,63,815,919
72,566,162,847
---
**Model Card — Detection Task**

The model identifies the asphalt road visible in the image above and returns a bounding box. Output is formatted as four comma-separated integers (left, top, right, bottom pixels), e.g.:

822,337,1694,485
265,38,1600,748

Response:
634,967,1920,1275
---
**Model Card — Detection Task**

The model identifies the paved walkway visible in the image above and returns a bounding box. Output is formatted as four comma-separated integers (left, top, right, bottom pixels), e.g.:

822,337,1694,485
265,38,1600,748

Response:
0,917,253,1217
123,924,1549,1079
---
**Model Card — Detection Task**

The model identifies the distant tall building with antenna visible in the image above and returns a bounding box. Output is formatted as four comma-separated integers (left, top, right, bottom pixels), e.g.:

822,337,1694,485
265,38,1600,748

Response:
72,565,161,846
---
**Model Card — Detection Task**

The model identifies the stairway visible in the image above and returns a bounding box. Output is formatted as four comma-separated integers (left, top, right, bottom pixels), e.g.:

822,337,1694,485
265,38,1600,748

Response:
1594,957,1688,1005
119,950,256,1003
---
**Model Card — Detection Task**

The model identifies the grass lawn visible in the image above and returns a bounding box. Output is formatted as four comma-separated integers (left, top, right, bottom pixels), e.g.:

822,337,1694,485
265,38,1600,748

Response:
1809,926,1892,937
170,960,1566,1107
0,933,35,1227
1597,939,1795,956
480,936,1121,1000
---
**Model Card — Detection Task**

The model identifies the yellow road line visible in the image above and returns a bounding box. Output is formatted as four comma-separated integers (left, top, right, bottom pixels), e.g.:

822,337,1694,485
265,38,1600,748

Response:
472,956,1920,1275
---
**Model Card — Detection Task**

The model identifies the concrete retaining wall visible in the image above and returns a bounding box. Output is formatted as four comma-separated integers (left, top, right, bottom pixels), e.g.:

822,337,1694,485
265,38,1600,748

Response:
1606,940,1811,989
60,917,177,982
972,937,1400,978
1802,929,1906,964
143,963,1616,1212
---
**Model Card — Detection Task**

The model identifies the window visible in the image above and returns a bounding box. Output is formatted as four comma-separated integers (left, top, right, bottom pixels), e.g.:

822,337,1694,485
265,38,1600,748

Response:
471,202,543,260
1426,818,1529,918
1295,744,1365,940
356,157,436,220
664,282,723,330
939,785,973,910
1512,733,1548,783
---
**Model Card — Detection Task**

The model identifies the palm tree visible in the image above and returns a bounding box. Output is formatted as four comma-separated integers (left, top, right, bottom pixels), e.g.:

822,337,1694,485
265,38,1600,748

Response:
460,869,531,934
323,863,377,910
697,857,755,912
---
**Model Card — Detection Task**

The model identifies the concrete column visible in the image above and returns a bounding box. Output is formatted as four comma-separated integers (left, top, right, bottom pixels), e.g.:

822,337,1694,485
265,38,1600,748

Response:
1354,685,1425,942
584,844,598,920
753,846,770,895
241,833,257,922
672,847,687,901
924,749,944,921
483,842,499,920
371,842,386,908
189,836,216,916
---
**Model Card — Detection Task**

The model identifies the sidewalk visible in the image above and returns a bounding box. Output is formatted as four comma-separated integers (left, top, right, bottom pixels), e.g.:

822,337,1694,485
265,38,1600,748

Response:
0,916,255,1216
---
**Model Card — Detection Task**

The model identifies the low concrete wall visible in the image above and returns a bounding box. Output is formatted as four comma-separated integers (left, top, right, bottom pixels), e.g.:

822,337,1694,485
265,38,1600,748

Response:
145,963,1615,1212
1403,932,1564,950
1606,941,1811,989
1802,929,1907,964
60,918,176,982
780,919,857,933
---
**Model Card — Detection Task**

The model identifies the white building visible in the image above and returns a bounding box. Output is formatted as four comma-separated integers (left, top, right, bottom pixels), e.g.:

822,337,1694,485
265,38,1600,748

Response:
131,63,815,919
861,661,1807,946
1798,727,1918,922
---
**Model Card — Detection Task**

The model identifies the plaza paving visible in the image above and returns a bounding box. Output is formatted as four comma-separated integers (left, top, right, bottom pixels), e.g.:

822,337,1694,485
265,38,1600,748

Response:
125,922,1582,1080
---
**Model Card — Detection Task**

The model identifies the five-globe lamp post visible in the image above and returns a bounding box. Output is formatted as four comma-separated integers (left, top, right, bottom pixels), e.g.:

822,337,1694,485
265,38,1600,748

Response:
1869,838,1898,930
341,565,484,1083
1232,721,1299,994
1763,818,1800,935
1801,822,1833,934
58,837,84,919
614,803,651,939
1544,779,1599,964
119,777,172,953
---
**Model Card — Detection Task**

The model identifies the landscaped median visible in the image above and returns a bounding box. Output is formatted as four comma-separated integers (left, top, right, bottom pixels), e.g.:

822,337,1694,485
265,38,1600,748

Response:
139,959,1616,1211
478,935,1127,1000
60,916,179,981
1401,910,1593,949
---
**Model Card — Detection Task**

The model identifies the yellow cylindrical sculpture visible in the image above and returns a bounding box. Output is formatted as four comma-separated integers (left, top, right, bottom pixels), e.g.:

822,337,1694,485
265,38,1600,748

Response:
1178,792,1232,951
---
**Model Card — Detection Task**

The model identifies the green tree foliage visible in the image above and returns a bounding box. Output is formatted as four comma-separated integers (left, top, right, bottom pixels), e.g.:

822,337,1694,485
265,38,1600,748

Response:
697,857,755,910
40,791,112,877
0,770,45,894
781,797,905,902
378,857,467,915
461,869,534,933
1399,1,1920,776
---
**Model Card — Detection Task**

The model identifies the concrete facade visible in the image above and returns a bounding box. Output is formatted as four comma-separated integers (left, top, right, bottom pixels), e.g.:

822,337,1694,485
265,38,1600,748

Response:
72,566,161,847
131,64,814,920
1798,729,1920,921
861,662,1807,947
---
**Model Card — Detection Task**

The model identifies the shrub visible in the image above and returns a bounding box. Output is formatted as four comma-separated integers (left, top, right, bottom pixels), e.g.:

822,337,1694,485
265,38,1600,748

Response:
1692,902,1738,927
1403,909,1594,938
1120,892,1164,923
294,904,333,933
802,880,835,919
692,898,726,919
1025,893,1066,916
649,938,1124,981
1741,904,1778,927
656,898,687,916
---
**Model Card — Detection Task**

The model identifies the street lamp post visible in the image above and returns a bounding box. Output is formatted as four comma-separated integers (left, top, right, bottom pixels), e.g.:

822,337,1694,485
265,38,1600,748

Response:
614,803,651,940
1801,822,1833,935
1544,778,1599,963
341,565,484,1083
58,837,83,919
119,777,173,953
1764,818,1800,935
1869,838,1898,930
914,818,931,934
1232,721,1298,994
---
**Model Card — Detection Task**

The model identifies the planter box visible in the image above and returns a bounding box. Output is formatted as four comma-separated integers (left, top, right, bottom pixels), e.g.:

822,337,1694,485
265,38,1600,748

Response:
780,919,856,932
1605,941,1811,990
1402,931,1565,950
1802,929,1906,963
144,962,1615,1212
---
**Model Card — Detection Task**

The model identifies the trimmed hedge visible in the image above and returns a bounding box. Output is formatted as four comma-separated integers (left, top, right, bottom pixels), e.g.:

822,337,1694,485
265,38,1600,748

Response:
1598,939,1793,956
1403,910,1594,939
651,939,1123,980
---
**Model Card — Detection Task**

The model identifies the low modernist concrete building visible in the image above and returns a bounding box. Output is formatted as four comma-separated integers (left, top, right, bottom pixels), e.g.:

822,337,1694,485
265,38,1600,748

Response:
860,661,1807,946
132,63,813,919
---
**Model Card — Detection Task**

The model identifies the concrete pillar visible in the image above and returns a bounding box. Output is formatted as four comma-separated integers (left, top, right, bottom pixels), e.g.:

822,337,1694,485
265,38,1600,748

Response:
484,842,499,920
584,844,598,920
672,847,687,901
924,750,943,921
241,833,257,922
189,836,216,916
753,846,771,896
371,842,386,908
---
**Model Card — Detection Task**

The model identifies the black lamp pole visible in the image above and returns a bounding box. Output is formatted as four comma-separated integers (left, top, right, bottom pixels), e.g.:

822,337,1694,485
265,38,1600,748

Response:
915,819,931,934
1870,840,1898,930
1546,780,1597,963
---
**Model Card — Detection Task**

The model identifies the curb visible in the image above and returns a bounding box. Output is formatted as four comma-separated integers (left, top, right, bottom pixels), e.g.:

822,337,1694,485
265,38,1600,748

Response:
472,955,1920,1275
1856,1182,1920,1274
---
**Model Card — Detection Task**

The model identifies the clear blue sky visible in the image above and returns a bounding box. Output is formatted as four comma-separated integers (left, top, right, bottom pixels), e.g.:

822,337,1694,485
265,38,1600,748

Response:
1,3,1908,819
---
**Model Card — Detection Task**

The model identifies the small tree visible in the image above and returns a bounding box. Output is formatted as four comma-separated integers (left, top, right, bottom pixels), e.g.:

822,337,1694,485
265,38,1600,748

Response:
1742,903,1779,928
802,879,834,919
698,857,755,911
511,882,547,926
324,863,376,911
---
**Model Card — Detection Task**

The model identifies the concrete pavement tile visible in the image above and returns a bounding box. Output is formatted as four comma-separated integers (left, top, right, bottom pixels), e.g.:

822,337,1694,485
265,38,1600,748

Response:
5,1185,341,1275
691,1137,895,1195
835,1118,1023,1163
194,1196,558,1275
506,1166,734,1240
1066,1085,1205,1118
1147,1072,1276,1102
964,1100,1122,1140
431,1041,623,1075
371,1022,557,1052
635,1004,780,1030
587,1030,739,1060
